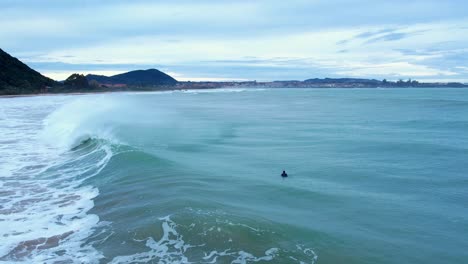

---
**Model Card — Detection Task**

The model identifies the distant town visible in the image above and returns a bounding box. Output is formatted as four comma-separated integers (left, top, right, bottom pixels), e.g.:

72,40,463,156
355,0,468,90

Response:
175,78,467,90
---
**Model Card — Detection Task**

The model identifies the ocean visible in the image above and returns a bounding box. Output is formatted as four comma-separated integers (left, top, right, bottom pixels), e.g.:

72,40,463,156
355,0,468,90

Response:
1,88,467,264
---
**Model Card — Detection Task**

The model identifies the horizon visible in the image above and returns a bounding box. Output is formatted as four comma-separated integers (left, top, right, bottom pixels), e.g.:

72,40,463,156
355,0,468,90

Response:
2,0,468,82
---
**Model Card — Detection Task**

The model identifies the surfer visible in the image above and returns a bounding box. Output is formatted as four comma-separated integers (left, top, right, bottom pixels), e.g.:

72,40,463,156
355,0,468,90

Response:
281,170,288,178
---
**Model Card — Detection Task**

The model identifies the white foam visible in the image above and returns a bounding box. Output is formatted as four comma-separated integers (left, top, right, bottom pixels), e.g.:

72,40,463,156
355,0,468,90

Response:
0,96,113,262
110,216,194,264
110,215,317,264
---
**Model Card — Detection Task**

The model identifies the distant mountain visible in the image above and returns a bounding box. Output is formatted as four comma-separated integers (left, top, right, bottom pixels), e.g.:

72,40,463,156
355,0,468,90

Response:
0,48,56,95
87,69,178,87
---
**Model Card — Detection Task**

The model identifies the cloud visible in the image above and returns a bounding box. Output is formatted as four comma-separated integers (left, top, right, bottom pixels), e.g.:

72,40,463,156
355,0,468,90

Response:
354,28,397,39
365,32,411,43
337,28,426,45
337,28,398,45
2,0,468,82
335,61,458,78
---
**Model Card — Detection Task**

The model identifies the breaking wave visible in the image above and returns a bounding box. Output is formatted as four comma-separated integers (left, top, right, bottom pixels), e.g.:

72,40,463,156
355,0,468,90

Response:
0,96,116,263
2,89,317,263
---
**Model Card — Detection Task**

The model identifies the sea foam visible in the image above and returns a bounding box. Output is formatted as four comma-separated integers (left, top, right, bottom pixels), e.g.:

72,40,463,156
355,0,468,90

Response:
0,96,113,263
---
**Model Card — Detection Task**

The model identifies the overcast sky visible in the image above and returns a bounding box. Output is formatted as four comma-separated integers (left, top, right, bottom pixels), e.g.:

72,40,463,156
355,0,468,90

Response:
1,0,468,82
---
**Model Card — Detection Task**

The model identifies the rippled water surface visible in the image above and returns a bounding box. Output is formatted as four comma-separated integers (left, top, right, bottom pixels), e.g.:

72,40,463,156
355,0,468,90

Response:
1,88,467,263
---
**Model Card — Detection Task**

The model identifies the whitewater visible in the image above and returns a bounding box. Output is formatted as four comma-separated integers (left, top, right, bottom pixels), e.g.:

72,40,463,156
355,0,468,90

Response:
1,88,467,264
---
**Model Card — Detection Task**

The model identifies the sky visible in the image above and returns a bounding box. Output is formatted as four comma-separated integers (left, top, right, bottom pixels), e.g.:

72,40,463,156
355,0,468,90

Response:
1,0,468,82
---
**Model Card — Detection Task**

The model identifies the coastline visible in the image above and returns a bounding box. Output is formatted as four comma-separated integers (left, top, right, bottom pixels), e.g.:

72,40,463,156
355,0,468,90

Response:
2,85,468,99
0,91,115,99
0,89,189,99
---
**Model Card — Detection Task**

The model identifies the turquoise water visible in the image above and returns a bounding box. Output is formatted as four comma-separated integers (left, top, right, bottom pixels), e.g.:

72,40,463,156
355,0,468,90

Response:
1,88,467,263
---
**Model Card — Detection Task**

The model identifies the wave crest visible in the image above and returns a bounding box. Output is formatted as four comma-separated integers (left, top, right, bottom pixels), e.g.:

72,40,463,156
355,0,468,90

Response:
41,97,121,151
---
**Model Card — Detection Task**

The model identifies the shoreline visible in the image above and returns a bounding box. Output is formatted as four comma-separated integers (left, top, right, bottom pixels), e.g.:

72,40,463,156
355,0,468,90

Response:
0,91,132,99
2,86,468,99
0,89,191,99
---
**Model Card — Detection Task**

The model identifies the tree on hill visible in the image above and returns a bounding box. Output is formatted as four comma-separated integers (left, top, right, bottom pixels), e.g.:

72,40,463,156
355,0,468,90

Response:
64,74,89,89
